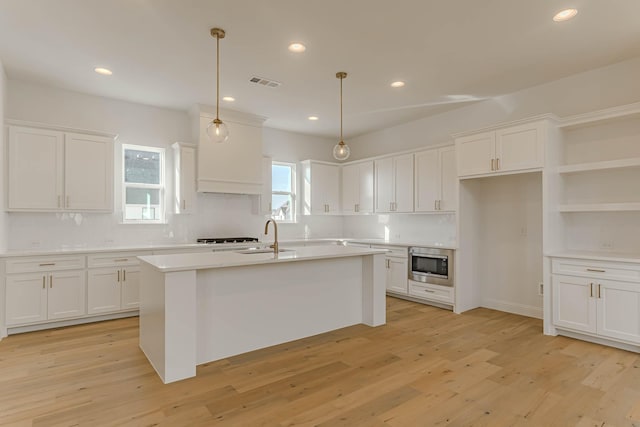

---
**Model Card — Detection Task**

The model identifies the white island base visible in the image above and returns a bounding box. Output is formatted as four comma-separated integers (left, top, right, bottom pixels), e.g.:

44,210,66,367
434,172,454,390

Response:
138,246,386,383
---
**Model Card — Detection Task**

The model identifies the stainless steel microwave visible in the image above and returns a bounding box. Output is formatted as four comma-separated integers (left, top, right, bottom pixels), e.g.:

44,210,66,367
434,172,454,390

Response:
408,247,454,287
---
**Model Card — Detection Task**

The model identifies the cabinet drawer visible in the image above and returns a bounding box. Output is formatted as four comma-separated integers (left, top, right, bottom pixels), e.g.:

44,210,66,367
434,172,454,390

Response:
6,255,85,274
371,245,408,258
552,259,640,282
409,281,454,304
87,252,151,268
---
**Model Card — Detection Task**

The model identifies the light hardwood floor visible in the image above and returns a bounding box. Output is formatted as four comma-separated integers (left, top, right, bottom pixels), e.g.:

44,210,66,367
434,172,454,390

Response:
1,297,640,426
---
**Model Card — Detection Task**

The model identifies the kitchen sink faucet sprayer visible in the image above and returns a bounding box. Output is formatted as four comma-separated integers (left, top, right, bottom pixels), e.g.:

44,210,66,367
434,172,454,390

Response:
264,219,279,254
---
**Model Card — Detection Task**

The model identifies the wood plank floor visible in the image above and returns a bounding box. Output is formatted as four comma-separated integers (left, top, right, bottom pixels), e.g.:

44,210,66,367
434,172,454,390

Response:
1,297,640,426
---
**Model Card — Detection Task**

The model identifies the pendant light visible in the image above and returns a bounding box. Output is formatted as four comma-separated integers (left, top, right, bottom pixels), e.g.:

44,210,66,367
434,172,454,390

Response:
333,71,351,161
206,28,229,143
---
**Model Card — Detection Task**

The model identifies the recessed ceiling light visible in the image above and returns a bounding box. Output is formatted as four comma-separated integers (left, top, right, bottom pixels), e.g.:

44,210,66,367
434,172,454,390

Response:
553,8,578,22
391,81,405,88
222,96,235,102
308,116,319,121
288,43,306,53
94,67,112,76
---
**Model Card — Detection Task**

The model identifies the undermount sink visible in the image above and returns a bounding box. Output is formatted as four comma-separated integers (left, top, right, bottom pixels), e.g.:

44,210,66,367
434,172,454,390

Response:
235,248,293,254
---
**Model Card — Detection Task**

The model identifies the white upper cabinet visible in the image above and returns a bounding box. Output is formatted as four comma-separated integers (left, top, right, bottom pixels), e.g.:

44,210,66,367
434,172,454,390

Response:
375,154,414,213
172,142,197,214
65,133,113,211
195,108,265,195
302,160,341,215
7,124,114,212
341,161,374,214
415,146,457,212
456,120,546,178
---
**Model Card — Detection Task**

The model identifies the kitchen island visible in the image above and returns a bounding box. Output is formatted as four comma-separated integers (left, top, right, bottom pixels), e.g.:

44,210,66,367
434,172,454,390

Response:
138,245,387,383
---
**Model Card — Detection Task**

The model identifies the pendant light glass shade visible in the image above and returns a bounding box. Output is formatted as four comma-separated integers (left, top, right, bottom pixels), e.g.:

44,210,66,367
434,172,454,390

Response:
333,71,350,161
208,28,229,143
207,119,229,143
333,141,350,161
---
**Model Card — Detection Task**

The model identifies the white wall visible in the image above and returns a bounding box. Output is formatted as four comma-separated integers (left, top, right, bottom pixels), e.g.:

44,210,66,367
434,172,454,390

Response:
349,56,640,159
342,214,455,247
5,80,341,250
0,60,7,251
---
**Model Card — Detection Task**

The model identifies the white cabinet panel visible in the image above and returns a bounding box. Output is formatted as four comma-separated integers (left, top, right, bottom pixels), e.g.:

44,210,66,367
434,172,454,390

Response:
88,268,121,314
394,154,414,212
386,257,408,294
302,161,341,215
439,147,457,212
358,162,374,214
374,157,394,213
374,154,413,213
8,126,64,210
456,131,495,177
415,149,440,212
173,143,197,214
121,266,141,310
342,161,374,214
5,273,48,325
496,122,544,172
65,133,113,211
552,275,597,334
48,270,86,320
597,279,640,344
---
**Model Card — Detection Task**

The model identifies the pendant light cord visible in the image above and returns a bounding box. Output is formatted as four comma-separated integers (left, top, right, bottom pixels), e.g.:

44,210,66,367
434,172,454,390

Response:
216,33,220,121
340,75,343,143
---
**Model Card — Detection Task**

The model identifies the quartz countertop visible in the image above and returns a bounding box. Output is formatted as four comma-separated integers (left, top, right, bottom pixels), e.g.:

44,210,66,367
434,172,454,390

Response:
139,245,388,273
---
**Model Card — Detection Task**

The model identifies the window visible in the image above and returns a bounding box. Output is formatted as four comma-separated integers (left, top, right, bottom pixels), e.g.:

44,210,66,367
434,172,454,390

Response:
271,162,296,222
122,145,165,223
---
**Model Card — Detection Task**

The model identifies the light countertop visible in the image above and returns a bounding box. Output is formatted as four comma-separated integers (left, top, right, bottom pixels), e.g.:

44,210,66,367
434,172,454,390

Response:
139,245,388,273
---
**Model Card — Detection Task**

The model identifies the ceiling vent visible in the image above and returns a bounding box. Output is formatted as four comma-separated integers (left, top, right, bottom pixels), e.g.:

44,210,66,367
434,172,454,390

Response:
249,76,281,88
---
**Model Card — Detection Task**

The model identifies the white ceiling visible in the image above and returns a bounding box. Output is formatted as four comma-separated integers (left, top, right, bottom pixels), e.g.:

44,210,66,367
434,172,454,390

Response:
1,0,640,139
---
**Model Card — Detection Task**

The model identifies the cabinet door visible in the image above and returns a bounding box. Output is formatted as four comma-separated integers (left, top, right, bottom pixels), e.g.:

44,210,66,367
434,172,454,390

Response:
394,154,414,212
8,126,64,210
414,149,440,212
65,133,113,211
324,164,341,213
597,279,640,344
439,147,457,212
5,273,48,325
174,144,197,214
495,122,544,172
87,268,121,314
341,164,359,214
358,161,374,214
375,157,394,213
311,163,340,214
386,257,408,294
552,275,597,334
456,131,495,177
121,267,140,310
48,270,86,320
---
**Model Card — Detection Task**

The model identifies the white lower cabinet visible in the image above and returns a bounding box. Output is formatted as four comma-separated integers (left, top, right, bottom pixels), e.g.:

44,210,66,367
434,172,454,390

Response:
409,281,454,305
552,258,640,346
386,257,408,294
88,266,140,314
6,269,86,326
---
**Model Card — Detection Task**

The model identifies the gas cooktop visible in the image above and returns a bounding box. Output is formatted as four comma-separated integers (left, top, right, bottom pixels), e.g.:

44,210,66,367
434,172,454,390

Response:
197,237,259,244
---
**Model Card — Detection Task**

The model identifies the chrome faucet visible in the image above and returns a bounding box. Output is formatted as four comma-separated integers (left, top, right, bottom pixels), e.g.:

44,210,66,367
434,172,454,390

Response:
264,219,279,254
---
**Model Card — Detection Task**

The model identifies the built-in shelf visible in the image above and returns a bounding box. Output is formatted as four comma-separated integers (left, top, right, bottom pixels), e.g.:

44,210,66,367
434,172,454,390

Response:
558,157,640,174
545,250,640,264
559,202,640,212
558,101,640,130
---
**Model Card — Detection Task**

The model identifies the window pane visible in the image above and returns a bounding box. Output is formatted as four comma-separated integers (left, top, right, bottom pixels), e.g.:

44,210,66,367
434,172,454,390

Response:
272,164,292,192
125,149,160,184
272,194,293,221
125,188,161,220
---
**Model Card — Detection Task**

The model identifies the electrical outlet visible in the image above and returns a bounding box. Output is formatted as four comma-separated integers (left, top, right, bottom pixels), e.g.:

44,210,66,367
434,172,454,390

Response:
600,240,614,250
538,282,544,296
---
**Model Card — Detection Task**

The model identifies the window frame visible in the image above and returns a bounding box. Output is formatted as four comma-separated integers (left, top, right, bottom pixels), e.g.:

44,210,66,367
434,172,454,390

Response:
122,144,166,224
271,161,297,223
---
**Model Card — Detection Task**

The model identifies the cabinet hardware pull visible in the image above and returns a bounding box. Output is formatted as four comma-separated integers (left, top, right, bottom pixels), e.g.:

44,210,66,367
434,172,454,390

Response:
424,289,436,293
66,196,70,208
434,200,437,210
114,258,129,262
49,275,53,288
437,200,441,210
39,263,56,267
586,268,606,273
42,276,46,289
598,284,602,299
491,159,495,171
497,158,500,170
182,199,186,210
117,270,120,282
590,283,593,297
123,270,126,281
57,195,61,208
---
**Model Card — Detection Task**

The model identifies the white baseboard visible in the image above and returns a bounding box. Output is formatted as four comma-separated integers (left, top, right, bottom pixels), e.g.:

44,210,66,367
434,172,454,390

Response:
481,298,543,319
